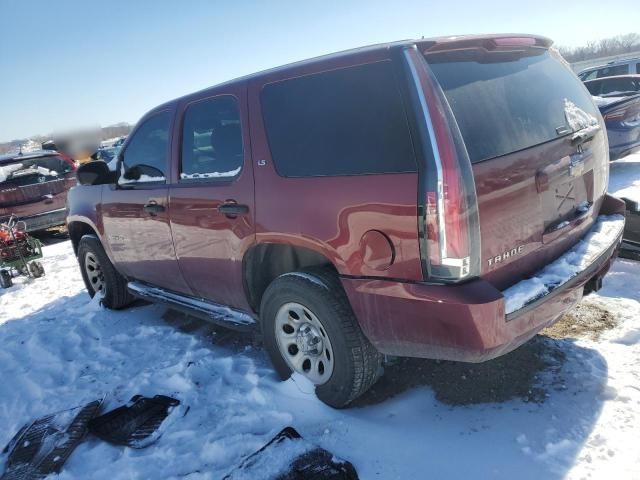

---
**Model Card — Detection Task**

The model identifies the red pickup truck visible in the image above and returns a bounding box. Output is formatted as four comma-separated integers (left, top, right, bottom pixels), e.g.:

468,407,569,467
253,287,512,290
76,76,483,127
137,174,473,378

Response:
67,34,625,408
1,150,76,231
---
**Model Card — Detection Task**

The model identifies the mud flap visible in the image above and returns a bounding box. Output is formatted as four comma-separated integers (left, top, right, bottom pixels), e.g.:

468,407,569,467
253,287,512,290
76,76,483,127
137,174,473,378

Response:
1,400,102,480
223,427,359,480
88,395,180,448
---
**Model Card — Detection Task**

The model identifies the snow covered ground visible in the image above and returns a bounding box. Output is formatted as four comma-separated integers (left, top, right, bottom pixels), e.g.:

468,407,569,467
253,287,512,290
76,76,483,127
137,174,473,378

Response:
609,151,640,204
0,154,639,479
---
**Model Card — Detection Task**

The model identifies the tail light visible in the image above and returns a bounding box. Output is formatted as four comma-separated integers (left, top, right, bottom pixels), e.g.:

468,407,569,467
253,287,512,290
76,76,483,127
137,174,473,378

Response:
604,109,626,122
402,47,481,282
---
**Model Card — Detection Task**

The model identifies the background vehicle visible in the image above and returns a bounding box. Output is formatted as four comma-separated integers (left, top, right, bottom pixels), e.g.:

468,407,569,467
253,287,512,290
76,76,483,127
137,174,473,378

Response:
0,150,76,231
593,94,640,160
585,75,640,96
68,34,624,408
579,57,640,80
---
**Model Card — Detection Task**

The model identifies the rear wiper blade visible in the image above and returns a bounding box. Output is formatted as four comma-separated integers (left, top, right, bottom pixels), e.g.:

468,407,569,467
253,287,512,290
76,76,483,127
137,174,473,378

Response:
570,124,601,146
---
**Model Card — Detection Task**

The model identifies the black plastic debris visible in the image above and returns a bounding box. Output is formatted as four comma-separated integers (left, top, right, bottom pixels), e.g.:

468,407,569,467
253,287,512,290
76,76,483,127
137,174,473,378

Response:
1,399,102,480
88,395,180,448
620,197,640,261
224,427,359,480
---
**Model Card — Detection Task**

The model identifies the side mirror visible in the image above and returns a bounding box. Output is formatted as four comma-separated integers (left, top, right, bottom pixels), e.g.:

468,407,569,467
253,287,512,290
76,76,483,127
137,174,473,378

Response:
76,160,116,186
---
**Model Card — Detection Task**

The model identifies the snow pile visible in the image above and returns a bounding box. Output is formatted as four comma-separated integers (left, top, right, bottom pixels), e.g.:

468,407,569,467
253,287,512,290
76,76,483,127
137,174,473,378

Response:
503,215,624,314
180,167,241,180
0,163,23,183
564,98,598,131
118,174,166,184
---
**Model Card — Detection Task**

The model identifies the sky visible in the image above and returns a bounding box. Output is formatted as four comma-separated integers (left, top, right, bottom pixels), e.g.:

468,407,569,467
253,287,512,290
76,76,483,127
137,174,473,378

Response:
1,0,638,142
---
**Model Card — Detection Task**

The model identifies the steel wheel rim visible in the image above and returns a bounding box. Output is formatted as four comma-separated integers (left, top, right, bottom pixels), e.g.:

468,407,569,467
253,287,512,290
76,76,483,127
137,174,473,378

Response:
84,252,105,296
275,302,334,385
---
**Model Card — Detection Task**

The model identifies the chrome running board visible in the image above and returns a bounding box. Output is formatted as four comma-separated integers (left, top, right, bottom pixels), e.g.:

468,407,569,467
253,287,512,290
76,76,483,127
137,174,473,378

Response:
127,281,257,332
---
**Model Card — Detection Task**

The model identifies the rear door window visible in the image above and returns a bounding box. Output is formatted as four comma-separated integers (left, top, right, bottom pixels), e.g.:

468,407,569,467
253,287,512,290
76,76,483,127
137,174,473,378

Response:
180,96,243,181
261,61,416,177
119,111,171,185
585,81,602,96
596,64,628,78
600,77,633,95
0,155,73,186
427,49,600,163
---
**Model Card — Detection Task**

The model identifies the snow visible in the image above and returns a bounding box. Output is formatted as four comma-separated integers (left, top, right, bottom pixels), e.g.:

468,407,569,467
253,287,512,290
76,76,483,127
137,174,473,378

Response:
592,96,626,108
1,244,639,479
0,163,23,183
503,214,624,314
564,98,598,131
118,174,166,184
0,154,639,479
180,167,241,179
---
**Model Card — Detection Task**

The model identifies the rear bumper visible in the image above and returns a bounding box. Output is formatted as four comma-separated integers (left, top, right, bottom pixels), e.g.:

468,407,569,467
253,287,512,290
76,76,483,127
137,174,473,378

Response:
341,197,626,363
18,208,67,232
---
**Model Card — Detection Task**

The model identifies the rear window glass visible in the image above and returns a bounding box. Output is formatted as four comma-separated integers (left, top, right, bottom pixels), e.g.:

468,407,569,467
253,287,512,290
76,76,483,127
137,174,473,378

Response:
261,61,417,177
0,155,73,186
427,49,600,163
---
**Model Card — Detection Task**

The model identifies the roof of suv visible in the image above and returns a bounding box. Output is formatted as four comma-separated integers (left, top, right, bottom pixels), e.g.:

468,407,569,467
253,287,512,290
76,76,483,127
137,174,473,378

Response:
584,74,640,83
0,150,58,164
153,33,552,112
579,57,640,75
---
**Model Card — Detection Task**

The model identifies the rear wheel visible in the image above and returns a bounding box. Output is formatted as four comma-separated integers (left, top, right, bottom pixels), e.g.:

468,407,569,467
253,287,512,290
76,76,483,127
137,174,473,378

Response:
77,235,133,309
261,268,381,408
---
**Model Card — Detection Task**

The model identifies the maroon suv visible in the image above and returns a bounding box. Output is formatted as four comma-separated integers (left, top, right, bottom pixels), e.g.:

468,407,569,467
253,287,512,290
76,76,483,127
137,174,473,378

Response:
1,150,76,231
67,34,625,408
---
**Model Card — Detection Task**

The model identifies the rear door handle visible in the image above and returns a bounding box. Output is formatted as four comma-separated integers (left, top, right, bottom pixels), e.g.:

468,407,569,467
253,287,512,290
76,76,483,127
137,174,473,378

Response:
218,202,249,217
143,201,165,215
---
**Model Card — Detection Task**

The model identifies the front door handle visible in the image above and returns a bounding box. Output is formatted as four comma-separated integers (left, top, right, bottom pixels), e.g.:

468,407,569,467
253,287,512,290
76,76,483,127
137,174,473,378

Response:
143,201,165,215
218,202,249,217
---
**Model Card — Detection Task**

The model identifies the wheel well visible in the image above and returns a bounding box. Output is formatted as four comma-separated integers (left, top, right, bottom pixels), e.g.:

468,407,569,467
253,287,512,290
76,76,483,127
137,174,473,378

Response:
243,243,336,312
68,222,98,255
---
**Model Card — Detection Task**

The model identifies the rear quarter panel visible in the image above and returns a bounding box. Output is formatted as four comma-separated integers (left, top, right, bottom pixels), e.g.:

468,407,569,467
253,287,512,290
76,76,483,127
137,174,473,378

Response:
247,50,423,280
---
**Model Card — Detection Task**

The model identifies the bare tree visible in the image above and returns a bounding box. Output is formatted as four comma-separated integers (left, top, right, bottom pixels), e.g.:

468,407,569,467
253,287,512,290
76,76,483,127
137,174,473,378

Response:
558,33,640,62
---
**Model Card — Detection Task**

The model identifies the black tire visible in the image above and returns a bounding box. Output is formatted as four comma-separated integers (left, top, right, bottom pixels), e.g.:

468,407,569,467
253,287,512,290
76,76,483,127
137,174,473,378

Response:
260,267,382,408
28,261,45,278
77,234,133,309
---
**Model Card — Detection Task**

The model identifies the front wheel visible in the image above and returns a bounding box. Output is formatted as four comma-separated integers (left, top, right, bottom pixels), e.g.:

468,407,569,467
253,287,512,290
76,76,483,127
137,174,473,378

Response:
260,268,381,408
77,234,133,309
